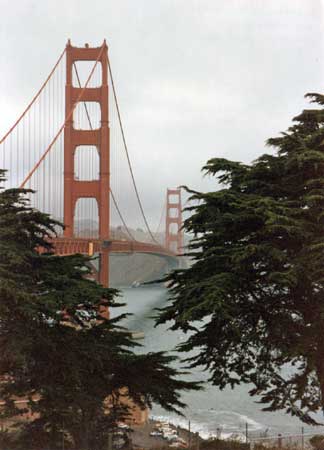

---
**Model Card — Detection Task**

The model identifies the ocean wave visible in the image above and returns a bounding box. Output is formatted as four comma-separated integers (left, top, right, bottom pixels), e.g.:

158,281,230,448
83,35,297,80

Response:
205,410,264,431
150,411,264,440
150,414,212,439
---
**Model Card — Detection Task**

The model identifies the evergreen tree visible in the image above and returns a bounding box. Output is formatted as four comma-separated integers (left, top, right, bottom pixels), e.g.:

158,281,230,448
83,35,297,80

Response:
0,171,200,450
157,94,324,424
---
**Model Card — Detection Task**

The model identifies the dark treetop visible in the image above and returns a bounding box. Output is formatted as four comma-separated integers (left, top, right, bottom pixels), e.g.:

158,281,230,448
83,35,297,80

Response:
158,94,324,425
0,172,200,450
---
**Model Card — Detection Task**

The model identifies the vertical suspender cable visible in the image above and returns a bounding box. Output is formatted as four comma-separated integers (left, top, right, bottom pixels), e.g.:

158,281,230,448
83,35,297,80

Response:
20,45,105,190
73,62,136,241
0,48,66,145
107,58,158,244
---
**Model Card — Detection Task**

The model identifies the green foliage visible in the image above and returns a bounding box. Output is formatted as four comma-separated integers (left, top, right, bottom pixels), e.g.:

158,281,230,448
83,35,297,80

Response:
0,171,200,450
157,93,324,424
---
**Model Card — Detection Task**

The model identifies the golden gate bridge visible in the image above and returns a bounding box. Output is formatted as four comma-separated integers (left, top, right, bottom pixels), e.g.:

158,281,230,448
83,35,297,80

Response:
0,40,183,287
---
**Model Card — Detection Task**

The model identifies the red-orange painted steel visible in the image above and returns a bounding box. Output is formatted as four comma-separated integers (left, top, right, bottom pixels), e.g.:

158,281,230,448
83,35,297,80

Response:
63,41,110,286
53,237,177,258
165,188,183,255
57,41,178,289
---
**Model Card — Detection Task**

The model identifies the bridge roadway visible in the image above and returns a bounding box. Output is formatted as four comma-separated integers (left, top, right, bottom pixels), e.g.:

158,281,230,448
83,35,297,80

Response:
53,237,178,260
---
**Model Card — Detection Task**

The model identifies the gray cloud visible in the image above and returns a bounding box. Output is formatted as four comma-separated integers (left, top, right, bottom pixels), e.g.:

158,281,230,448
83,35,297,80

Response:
1,0,323,229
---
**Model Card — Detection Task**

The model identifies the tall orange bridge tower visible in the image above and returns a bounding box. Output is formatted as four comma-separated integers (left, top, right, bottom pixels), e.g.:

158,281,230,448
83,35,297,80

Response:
63,41,110,287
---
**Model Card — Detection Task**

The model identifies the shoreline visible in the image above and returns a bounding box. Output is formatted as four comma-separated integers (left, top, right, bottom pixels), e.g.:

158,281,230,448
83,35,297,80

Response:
132,418,204,449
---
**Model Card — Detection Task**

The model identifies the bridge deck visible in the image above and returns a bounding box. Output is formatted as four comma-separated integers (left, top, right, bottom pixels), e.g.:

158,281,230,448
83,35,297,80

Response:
53,237,177,259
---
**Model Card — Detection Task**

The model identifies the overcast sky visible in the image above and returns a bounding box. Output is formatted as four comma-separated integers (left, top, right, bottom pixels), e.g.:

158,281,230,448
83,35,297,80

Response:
1,0,324,228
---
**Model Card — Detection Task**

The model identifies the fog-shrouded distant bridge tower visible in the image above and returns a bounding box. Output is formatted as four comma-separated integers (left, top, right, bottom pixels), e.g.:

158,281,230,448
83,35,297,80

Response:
165,188,183,255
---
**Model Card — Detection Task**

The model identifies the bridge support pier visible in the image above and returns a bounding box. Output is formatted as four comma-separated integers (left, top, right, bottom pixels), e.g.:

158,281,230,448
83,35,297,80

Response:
99,250,109,288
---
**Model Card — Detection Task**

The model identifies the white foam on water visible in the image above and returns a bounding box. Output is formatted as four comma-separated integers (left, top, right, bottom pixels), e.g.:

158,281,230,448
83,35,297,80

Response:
150,414,212,439
150,411,264,440
221,432,247,442
213,410,264,431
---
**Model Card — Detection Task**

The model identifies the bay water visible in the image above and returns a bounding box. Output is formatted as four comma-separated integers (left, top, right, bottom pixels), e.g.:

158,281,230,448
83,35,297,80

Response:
112,285,324,439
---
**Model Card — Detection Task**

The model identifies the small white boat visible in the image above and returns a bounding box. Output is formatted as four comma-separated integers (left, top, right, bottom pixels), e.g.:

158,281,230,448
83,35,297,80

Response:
130,331,145,340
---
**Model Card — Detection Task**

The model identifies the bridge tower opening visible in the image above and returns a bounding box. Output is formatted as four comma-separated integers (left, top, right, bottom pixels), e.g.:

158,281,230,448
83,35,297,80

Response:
165,188,183,255
63,40,110,287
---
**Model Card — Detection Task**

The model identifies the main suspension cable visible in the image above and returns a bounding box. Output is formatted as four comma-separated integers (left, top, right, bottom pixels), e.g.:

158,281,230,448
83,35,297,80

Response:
107,58,158,244
156,201,166,234
0,48,66,145
20,45,105,189
73,64,93,128
110,188,137,241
